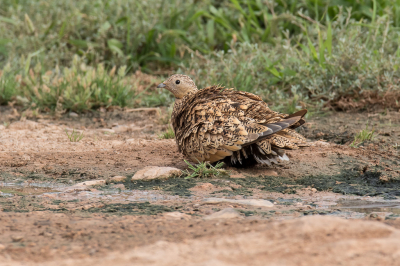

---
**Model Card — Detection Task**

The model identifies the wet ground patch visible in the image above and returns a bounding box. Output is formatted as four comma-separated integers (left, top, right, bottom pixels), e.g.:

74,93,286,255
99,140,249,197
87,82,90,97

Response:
86,202,176,216
0,196,47,212
207,165,400,199
302,127,355,145
298,168,400,198
226,176,300,194
122,177,199,197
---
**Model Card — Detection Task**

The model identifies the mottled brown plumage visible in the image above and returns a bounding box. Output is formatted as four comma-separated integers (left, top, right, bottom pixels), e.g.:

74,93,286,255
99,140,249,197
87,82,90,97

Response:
157,74,308,167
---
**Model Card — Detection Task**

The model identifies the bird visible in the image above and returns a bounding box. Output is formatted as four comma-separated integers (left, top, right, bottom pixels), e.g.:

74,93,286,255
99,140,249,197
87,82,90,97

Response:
157,74,308,168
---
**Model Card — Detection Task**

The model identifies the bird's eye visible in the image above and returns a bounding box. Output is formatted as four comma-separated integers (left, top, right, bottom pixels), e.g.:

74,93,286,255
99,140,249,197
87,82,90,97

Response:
175,80,180,84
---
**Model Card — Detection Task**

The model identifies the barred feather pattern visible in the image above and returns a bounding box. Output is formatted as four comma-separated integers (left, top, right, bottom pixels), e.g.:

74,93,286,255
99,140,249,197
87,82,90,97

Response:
171,85,308,167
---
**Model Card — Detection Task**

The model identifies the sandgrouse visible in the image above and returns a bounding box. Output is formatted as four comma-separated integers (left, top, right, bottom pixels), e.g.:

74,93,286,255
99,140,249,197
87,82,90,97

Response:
157,74,308,167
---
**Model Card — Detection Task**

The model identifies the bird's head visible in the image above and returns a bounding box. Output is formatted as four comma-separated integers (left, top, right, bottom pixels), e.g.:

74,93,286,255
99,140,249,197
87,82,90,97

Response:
157,74,198,99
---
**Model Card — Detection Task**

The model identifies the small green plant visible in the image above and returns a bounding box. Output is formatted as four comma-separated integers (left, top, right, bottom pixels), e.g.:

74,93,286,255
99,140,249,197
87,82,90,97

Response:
158,126,175,139
158,105,174,125
65,129,84,142
183,160,229,179
350,124,377,148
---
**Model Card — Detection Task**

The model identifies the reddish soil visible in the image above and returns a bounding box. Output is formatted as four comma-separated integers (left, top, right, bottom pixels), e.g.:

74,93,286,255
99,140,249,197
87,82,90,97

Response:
1,106,400,265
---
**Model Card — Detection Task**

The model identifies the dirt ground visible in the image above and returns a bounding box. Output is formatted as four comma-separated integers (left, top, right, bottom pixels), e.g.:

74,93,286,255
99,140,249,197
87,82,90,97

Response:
1,106,400,266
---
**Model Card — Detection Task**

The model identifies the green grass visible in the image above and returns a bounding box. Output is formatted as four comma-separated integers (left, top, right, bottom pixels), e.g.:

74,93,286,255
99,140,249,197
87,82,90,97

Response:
158,126,175,139
350,124,378,147
1,0,398,69
1,0,400,112
183,160,229,179
0,56,163,112
65,128,84,142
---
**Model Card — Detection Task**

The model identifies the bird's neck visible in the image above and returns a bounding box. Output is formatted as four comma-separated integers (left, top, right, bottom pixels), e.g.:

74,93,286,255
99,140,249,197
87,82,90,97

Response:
172,89,197,120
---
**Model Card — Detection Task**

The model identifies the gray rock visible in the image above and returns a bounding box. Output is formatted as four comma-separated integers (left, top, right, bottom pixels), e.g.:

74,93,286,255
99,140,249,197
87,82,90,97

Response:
132,166,182,181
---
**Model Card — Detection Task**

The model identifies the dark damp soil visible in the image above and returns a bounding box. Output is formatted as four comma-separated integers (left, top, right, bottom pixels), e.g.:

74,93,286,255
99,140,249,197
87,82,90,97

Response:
122,177,199,197
86,202,176,216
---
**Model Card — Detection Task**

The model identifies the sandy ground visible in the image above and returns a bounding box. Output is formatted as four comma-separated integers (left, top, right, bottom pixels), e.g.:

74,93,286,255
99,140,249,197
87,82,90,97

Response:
1,106,400,265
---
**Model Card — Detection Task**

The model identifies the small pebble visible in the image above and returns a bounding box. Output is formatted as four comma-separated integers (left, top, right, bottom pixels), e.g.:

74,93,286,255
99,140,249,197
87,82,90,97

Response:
11,236,24,242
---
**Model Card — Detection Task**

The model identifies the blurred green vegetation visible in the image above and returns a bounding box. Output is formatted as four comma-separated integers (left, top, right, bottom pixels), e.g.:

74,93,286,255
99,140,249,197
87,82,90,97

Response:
1,0,400,113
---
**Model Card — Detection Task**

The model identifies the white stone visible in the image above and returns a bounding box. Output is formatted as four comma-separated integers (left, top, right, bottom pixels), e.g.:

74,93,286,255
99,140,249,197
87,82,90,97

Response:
164,212,191,220
132,166,182,180
202,198,274,207
69,112,79,117
110,176,127,182
112,125,129,133
62,180,106,192
203,208,241,220
74,180,106,187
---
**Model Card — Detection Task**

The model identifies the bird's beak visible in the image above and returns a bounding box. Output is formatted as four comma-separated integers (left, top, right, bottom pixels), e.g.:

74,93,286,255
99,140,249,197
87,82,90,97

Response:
157,83,166,88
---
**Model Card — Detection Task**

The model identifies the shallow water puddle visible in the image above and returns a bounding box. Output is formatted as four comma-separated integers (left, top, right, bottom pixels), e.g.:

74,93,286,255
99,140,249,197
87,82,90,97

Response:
308,197,400,219
335,199,400,215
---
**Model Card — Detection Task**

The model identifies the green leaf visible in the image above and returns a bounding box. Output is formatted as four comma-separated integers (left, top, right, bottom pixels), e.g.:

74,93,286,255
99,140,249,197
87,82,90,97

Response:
42,21,55,40
58,21,67,39
307,37,318,61
169,43,176,58
116,16,128,26
0,16,17,25
282,68,297,77
325,21,332,57
69,39,89,49
230,0,246,14
24,49,43,75
266,66,281,78
206,20,214,46
209,5,219,15
183,11,205,29
372,0,377,23
317,27,325,68
298,42,309,55
107,39,124,57
99,21,111,34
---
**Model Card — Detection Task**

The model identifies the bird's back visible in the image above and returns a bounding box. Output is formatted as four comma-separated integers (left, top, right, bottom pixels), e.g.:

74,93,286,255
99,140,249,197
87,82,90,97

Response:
171,86,307,167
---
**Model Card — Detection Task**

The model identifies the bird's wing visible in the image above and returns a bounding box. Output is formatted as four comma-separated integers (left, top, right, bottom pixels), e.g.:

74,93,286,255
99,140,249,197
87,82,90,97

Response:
174,86,305,163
